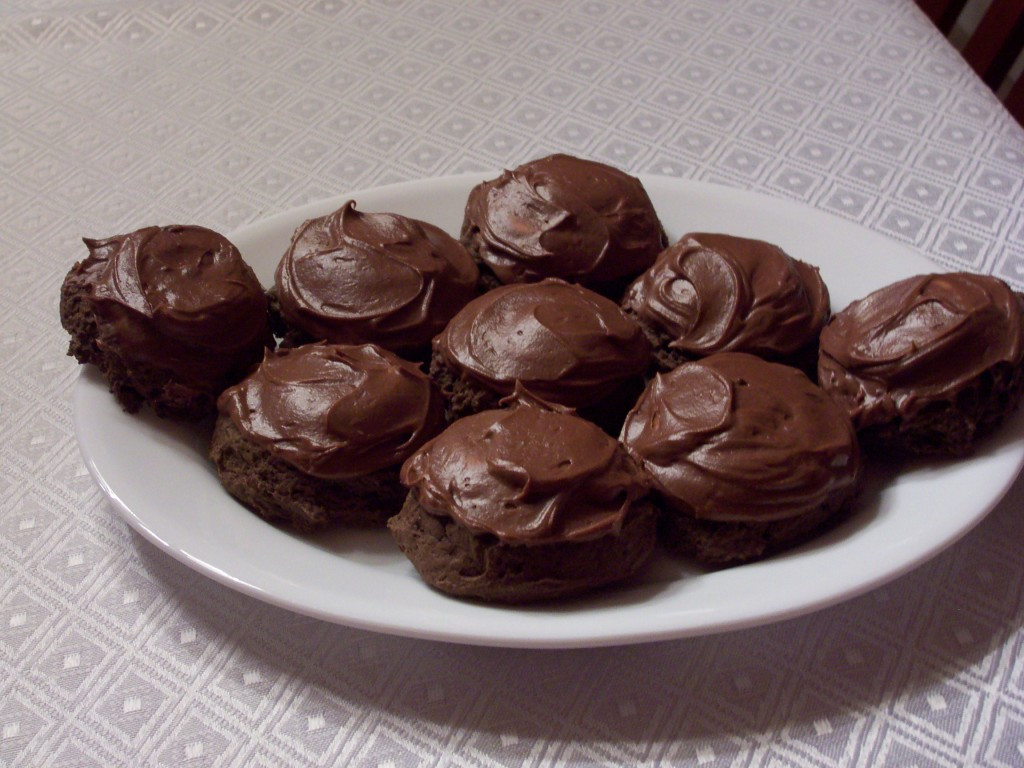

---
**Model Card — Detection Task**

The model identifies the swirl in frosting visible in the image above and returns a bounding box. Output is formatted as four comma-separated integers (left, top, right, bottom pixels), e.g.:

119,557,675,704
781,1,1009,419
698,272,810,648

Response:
79,225,269,387
218,343,445,480
434,278,651,408
621,353,860,522
623,233,829,358
275,201,479,351
400,393,649,544
461,153,666,287
818,273,1024,429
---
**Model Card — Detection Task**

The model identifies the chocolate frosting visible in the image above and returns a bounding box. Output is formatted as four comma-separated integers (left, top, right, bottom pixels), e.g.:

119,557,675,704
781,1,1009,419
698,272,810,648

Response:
623,233,829,358
400,393,649,544
79,225,269,387
218,343,444,480
461,153,666,286
622,353,860,522
275,201,479,351
434,278,651,408
818,273,1024,429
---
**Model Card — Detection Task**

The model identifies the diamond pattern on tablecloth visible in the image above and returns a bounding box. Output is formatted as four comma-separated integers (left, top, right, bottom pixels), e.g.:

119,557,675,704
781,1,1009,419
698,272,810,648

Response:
92,670,171,744
3,1,1024,766
0,695,52,768
153,714,234,767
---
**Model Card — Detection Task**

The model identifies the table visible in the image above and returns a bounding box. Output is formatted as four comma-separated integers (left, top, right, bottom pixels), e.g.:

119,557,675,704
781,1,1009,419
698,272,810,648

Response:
3,0,1024,765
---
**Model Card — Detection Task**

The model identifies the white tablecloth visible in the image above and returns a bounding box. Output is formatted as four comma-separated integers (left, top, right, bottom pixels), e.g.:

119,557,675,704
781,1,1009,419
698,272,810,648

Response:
4,0,1024,765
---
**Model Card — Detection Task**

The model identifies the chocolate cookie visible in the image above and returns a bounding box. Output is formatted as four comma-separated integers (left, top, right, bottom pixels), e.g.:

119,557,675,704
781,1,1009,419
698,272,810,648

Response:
60,225,271,420
430,278,651,431
212,342,445,530
210,416,402,531
818,272,1024,455
390,392,657,603
461,153,667,296
621,353,861,565
621,233,829,374
274,201,479,358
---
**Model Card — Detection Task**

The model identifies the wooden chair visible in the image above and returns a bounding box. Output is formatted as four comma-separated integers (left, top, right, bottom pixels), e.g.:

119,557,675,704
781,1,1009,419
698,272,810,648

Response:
916,0,1024,126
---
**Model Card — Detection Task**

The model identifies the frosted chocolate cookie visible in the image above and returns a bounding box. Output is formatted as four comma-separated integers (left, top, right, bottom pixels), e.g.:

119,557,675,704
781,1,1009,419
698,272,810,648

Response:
60,225,271,420
212,342,445,531
390,393,656,603
273,201,479,358
622,233,829,373
818,272,1024,456
461,153,667,296
622,353,861,565
430,278,651,431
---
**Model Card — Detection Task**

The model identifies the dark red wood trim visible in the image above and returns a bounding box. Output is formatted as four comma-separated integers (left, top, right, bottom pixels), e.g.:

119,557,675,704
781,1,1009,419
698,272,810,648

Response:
915,0,970,35
962,1,1024,87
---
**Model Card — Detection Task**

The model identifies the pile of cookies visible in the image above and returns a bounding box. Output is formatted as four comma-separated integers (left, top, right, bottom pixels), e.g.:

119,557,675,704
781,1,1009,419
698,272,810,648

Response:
60,154,1024,604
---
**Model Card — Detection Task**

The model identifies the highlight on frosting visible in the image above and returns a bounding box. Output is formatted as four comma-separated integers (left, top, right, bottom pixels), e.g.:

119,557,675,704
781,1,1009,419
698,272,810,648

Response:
400,394,648,544
218,343,444,480
275,200,479,351
434,278,651,407
623,232,829,358
621,353,860,523
461,153,666,286
818,273,1024,428
81,225,269,386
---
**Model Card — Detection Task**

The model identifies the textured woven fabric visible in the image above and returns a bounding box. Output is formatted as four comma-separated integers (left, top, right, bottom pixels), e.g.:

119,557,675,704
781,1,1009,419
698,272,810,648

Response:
3,0,1024,765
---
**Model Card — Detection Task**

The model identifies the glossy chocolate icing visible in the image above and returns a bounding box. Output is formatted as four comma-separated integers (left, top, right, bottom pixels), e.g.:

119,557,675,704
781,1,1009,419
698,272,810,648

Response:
818,273,1024,429
400,392,648,544
274,201,477,352
275,201,479,351
219,343,444,480
622,233,829,358
622,353,860,522
461,153,666,286
434,278,651,408
79,225,269,387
